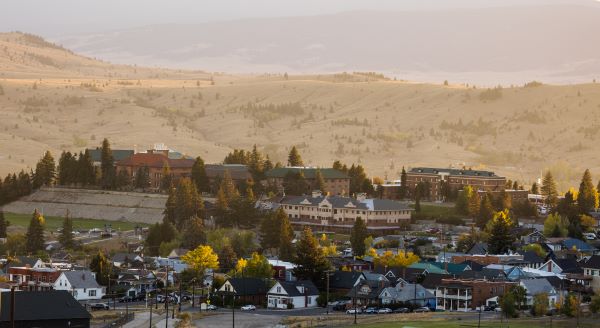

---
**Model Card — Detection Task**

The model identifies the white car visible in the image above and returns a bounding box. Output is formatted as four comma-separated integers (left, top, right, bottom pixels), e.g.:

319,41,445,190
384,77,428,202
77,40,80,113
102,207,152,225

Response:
206,304,218,310
346,308,362,314
378,308,392,314
241,305,256,311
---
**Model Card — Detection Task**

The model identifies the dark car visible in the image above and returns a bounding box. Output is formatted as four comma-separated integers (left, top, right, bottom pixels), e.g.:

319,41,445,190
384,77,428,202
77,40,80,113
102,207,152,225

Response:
118,296,134,303
393,307,409,313
365,307,378,314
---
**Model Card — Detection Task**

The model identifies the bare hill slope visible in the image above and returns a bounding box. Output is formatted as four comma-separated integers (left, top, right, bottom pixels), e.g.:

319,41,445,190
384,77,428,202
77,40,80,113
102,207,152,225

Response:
1,33,599,190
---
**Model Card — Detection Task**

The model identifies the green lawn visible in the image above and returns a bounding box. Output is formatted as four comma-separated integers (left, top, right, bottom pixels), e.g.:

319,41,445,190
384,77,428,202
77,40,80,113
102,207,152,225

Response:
4,212,148,232
357,318,591,328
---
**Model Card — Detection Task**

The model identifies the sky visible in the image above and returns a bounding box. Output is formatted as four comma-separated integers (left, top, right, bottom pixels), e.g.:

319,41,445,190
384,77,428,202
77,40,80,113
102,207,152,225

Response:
0,0,589,37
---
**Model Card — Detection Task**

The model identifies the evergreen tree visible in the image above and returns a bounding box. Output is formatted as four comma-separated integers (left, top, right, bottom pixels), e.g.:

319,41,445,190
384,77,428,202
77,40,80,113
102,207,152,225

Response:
315,169,326,193
543,213,568,237
115,169,131,190
541,171,558,209
260,210,280,251
25,209,45,253
399,167,408,199
163,186,177,226
77,150,96,186
89,251,112,285
578,169,597,214
283,171,309,195
58,212,75,249
134,166,151,190
0,211,9,238
191,156,209,192
219,244,237,271
350,217,368,257
477,193,495,228
455,186,472,215
145,222,177,256
215,186,231,227
181,217,206,250
278,212,295,261
486,210,515,254
100,138,116,189
468,189,481,217
530,182,539,194
173,178,205,230
33,151,56,188
160,163,173,192
293,227,330,286
57,151,77,185
287,146,304,167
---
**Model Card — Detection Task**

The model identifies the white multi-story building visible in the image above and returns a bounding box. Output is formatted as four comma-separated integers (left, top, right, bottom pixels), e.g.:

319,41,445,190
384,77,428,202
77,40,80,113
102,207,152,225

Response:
273,192,412,233
53,270,106,301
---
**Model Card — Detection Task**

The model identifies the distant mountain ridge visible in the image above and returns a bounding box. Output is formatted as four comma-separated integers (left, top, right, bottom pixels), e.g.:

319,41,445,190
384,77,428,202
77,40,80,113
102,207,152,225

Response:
54,4,600,84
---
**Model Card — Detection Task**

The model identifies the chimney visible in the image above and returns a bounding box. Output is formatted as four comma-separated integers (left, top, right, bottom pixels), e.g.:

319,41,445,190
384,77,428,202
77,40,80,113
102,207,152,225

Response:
356,193,367,202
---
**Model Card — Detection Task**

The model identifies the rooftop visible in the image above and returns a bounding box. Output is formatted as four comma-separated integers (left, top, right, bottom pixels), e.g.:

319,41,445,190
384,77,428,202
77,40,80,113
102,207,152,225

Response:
409,167,501,178
266,167,349,179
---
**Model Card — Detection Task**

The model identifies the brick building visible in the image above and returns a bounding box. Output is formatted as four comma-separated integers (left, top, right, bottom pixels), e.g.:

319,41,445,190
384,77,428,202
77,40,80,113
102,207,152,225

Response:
115,149,195,190
265,167,350,196
205,164,252,192
435,278,515,311
406,167,506,200
7,267,61,291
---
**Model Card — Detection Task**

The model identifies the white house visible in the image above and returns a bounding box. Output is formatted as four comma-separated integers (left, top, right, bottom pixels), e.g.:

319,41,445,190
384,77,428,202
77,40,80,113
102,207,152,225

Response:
54,270,105,301
519,279,559,308
267,280,319,309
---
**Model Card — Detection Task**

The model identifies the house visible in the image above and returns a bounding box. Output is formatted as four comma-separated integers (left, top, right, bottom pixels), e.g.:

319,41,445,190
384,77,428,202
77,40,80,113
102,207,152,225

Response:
347,280,390,307
7,266,60,291
408,262,449,275
0,290,91,328
53,271,106,301
115,149,195,190
521,231,546,245
267,280,319,309
429,262,471,275
519,251,545,270
329,271,366,293
5,257,44,270
582,255,600,277
117,270,156,296
168,248,189,259
268,259,297,281
379,283,436,309
466,243,489,255
273,193,412,234
405,167,506,201
265,167,351,196
539,258,582,275
112,253,143,268
219,278,269,306
519,278,559,308
435,279,515,312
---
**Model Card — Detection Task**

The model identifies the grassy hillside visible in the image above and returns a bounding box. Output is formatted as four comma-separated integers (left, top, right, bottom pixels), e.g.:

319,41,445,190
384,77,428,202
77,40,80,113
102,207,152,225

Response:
1,32,599,190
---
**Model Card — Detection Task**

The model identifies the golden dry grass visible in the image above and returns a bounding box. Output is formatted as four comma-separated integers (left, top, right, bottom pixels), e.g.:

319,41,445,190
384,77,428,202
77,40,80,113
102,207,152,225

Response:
1,32,600,189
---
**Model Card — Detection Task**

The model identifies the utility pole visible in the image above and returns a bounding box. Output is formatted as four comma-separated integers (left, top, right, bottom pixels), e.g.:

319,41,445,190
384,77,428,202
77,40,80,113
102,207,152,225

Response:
149,296,153,328
192,278,196,308
477,302,482,328
165,263,169,328
232,292,236,328
326,270,330,315
353,285,357,325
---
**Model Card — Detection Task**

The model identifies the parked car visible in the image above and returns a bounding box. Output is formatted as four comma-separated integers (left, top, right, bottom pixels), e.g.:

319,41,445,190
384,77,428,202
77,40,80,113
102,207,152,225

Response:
332,301,349,311
206,304,218,311
378,308,392,314
494,307,502,313
346,308,362,314
118,296,134,303
241,305,256,311
365,307,378,314
414,307,430,313
393,307,409,313
90,303,110,310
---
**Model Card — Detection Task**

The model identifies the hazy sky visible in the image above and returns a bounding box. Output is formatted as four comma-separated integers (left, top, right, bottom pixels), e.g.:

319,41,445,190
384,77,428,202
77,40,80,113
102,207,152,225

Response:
1,0,588,36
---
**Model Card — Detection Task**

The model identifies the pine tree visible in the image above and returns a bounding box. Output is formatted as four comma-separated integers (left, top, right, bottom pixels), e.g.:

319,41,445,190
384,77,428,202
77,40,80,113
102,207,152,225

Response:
89,251,112,285
191,156,209,192
293,227,330,285
399,167,408,199
219,244,237,272
541,171,559,209
173,178,205,230
115,169,131,189
531,182,539,194
59,212,75,249
578,169,597,214
278,211,295,261
25,209,45,253
287,146,304,167
0,211,9,238
315,169,326,193
33,151,56,188
181,217,206,250
468,189,481,217
260,211,279,251
215,186,231,227
486,211,515,254
100,139,116,189
160,163,173,192
477,193,495,228
78,150,96,186
163,187,177,226
58,151,76,185
350,217,368,256
455,186,472,215
134,166,150,190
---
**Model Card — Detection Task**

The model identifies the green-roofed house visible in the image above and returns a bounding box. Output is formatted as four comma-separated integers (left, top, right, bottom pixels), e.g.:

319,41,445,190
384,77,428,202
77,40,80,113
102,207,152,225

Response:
87,148,134,166
408,262,449,275
265,167,350,196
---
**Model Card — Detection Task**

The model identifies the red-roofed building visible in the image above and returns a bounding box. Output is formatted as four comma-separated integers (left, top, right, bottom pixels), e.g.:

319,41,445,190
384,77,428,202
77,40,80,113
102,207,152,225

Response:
116,149,195,189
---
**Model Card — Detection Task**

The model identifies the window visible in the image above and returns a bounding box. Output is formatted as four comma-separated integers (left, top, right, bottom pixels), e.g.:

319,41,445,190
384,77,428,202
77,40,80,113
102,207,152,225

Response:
276,287,281,293
89,290,97,297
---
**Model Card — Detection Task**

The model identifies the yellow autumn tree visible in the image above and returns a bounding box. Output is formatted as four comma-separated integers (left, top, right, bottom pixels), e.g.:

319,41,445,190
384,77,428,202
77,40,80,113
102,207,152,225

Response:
181,245,219,277
392,251,420,267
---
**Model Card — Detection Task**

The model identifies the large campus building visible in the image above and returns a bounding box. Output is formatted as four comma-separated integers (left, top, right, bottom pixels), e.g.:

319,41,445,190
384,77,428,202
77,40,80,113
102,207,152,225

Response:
271,192,412,234
265,167,351,196
406,167,506,200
